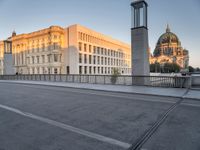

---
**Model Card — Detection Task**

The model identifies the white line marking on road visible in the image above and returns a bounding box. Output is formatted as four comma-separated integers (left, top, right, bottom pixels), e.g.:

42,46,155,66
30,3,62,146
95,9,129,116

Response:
0,104,131,149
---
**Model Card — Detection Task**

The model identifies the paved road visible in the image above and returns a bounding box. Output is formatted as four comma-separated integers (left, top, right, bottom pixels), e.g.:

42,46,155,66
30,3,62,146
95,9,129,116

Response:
0,83,199,150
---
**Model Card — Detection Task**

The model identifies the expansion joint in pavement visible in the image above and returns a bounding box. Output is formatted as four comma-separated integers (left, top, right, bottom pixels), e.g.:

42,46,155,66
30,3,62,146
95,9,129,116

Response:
128,89,190,150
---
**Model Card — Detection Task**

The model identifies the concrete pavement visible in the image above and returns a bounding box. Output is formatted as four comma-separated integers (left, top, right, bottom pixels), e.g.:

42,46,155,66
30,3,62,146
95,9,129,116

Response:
0,82,199,150
0,80,192,99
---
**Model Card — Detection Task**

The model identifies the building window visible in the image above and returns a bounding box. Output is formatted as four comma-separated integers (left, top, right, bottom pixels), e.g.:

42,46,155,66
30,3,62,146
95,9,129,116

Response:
97,56,100,65
27,57,30,64
93,56,96,64
84,54,87,64
42,44,45,51
93,67,96,74
42,55,45,63
54,54,58,62
32,56,35,64
89,66,92,74
101,57,104,65
97,47,100,54
48,68,51,74
37,56,40,64
54,35,57,39
105,49,107,55
84,44,87,52
79,66,82,74
54,68,58,74
108,49,110,56
111,50,113,56
79,53,82,63
101,48,104,55
84,66,87,74
93,46,96,53
48,55,51,63
79,42,82,51
67,66,70,74
83,34,85,41
89,45,92,53
53,43,57,50
89,55,92,64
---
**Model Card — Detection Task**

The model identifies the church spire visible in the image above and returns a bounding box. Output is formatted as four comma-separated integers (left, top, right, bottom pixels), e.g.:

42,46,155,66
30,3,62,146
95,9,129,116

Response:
12,30,16,37
166,24,170,33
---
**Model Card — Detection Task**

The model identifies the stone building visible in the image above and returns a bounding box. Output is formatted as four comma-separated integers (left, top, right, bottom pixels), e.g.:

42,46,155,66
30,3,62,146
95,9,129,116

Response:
0,35,15,75
0,24,131,75
150,25,189,69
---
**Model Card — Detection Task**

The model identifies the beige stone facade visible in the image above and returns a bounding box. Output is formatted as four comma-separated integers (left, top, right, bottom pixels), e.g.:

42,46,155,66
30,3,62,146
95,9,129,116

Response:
0,24,131,75
0,41,4,74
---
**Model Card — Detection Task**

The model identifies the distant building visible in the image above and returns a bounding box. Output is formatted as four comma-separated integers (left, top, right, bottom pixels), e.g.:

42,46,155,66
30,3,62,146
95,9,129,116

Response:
150,25,189,69
0,24,131,75
0,35,15,75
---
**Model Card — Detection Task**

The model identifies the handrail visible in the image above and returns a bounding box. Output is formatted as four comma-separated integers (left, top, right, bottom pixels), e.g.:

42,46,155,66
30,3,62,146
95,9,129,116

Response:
0,74,191,88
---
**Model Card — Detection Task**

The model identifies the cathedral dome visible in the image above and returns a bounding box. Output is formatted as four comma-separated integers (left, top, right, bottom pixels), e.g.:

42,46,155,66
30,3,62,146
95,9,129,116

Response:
157,25,180,45
152,25,189,69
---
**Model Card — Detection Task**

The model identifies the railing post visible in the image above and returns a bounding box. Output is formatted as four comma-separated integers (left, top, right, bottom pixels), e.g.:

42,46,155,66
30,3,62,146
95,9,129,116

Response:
95,75,97,84
72,75,74,83
132,76,134,85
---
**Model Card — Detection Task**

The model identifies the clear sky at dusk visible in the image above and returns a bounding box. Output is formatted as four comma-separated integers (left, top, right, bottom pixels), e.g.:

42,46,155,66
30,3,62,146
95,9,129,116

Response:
0,0,199,67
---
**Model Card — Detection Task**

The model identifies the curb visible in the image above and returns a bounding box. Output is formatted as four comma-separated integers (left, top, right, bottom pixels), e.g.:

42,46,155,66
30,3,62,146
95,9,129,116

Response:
0,80,187,99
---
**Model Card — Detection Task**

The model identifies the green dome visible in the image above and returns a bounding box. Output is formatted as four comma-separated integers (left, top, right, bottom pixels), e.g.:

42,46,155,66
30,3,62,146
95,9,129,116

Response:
157,25,180,45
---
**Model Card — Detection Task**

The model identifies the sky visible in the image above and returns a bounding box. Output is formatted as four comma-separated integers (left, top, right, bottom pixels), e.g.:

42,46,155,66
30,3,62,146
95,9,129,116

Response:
0,0,200,67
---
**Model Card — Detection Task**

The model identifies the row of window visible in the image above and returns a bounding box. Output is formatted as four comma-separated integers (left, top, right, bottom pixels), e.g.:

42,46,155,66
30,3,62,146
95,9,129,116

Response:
16,35,61,46
79,66,131,75
26,54,61,65
27,67,60,74
79,53,129,67
14,54,61,66
13,43,61,54
78,32,125,49
78,42,130,59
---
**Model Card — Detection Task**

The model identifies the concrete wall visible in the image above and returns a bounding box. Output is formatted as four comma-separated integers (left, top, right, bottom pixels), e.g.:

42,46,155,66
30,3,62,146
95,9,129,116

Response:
4,54,15,75
131,27,150,76
192,75,200,86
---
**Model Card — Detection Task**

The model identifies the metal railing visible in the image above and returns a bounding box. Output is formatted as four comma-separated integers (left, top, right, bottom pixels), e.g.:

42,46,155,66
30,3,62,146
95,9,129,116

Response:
0,74,191,88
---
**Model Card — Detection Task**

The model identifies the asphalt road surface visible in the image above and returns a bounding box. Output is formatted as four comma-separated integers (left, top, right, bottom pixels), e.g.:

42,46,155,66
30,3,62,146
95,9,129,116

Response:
0,82,199,150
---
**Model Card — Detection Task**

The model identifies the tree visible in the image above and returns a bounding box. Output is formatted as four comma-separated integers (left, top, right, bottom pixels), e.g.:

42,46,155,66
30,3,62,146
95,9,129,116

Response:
188,66,195,72
196,67,200,72
111,68,121,84
162,63,180,73
150,63,161,73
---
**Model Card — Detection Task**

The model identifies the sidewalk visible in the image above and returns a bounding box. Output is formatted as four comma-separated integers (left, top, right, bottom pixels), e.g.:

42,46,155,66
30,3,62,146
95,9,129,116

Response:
0,80,194,98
